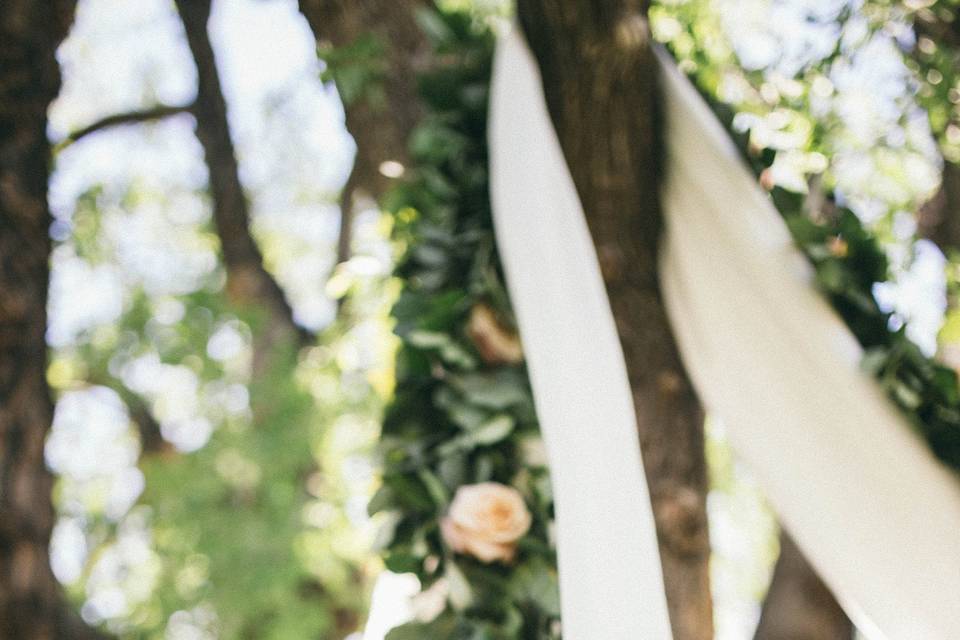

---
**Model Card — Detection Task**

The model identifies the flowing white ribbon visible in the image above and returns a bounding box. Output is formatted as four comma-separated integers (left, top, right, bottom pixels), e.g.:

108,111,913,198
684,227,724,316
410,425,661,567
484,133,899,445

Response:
657,46,960,640
489,26,674,640
490,24,960,640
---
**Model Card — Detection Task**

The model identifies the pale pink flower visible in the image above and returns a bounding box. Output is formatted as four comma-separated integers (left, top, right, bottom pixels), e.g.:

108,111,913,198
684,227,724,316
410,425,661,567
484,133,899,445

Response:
440,482,532,564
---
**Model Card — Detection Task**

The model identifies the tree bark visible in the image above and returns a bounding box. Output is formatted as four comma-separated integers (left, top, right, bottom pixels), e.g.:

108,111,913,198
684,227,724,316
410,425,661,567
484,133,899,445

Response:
61,103,195,149
0,2,105,638
297,0,430,271
754,532,854,640
515,3,712,638
174,0,307,361
919,152,960,252
912,8,960,253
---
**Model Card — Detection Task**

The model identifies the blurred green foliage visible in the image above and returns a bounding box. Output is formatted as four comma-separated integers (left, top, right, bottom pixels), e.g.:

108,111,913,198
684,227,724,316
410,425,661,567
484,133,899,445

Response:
374,8,560,639
50,157,388,638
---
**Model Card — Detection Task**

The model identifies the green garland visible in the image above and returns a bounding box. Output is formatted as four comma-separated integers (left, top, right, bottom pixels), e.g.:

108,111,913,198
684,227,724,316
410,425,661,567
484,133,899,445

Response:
373,9,560,639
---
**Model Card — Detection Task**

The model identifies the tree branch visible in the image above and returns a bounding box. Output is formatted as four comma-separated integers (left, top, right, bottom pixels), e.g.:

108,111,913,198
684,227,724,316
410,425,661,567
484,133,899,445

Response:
129,400,172,456
910,8,960,254
174,0,310,356
754,531,853,640
59,103,194,148
297,0,430,319
917,160,960,252
86,373,173,457
335,167,360,270
331,165,364,319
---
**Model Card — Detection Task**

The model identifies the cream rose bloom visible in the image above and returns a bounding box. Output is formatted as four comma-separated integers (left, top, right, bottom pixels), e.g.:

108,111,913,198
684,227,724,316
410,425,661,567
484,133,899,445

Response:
440,482,532,564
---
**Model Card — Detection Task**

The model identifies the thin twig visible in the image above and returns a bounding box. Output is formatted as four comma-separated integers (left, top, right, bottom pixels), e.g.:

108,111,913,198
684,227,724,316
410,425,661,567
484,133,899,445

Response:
336,169,359,268
59,103,195,149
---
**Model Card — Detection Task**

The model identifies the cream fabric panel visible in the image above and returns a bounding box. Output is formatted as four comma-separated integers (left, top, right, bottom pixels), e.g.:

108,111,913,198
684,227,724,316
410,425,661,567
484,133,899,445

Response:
656,47,960,639
489,26,674,640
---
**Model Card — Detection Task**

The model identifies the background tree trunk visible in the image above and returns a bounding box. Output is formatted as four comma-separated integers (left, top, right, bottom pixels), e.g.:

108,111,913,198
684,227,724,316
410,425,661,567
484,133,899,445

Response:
754,532,854,640
919,154,960,251
0,2,105,638
515,3,713,638
912,8,960,253
297,0,430,268
174,0,307,365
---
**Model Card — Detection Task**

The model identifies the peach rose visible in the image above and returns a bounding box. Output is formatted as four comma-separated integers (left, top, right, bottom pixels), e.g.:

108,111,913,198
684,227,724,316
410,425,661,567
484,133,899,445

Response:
466,304,524,365
440,482,532,564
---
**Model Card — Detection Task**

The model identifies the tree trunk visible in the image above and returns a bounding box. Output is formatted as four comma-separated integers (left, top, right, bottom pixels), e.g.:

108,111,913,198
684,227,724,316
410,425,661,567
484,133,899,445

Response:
174,0,306,363
912,7,960,253
754,532,854,640
297,0,430,268
919,159,960,251
0,2,105,638
515,3,713,638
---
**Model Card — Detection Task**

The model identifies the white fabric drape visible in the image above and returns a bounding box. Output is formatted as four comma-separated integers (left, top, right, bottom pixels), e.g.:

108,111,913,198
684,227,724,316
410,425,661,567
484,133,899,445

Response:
656,47,960,640
489,26,674,640
490,24,960,640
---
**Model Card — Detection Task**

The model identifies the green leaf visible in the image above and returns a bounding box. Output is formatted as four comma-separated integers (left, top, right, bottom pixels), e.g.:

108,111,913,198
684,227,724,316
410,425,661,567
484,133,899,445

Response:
407,330,477,369
509,558,561,616
860,348,889,376
318,34,386,105
414,7,455,45
472,414,515,444
448,371,528,410
385,474,435,511
445,559,474,611
368,485,396,516
438,454,467,489
435,415,514,456
384,552,422,574
372,511,403,551
892,381,922,409
386,615,457,640
406,330,450,349
474,454,495,482
419,469,449,507
446,400,489,430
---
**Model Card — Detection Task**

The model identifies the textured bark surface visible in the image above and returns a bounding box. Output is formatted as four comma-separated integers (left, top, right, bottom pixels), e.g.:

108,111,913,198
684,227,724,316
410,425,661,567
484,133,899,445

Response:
297,0,431,266
754,532,854,640
913,7,960,252
62,103,195,148
919,157,960,251
0,2,106,638
515,3,713,638
174,0,305,362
